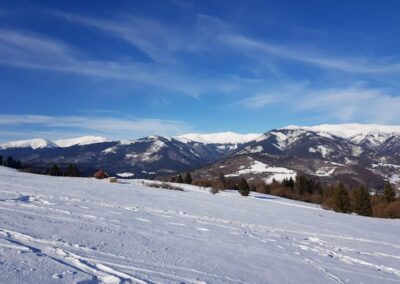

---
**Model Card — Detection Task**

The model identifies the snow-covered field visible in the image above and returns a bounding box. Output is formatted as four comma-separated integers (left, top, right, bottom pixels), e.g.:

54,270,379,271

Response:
0,167,400,283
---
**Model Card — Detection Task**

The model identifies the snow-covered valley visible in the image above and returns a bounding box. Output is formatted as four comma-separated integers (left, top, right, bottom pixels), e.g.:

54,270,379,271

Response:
0,166,400,283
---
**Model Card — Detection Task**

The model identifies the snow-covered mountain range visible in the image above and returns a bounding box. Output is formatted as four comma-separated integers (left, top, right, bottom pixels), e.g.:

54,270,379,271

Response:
1,124,400,189
0,136,109,149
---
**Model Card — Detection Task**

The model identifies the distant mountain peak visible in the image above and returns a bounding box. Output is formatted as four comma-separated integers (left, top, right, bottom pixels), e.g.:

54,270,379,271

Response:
1,136,109,150
281,123,400,138
176,132,261,144
54,136,109,147
0,138,57,150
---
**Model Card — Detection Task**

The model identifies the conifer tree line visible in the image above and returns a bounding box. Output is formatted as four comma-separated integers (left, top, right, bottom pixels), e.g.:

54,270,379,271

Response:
0,155,22,169
170,172,192,184
187,172,400,219
48,164,80,177
0,155,81,177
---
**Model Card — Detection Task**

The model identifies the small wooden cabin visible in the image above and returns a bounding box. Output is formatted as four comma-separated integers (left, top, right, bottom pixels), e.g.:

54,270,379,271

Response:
93,170,109,179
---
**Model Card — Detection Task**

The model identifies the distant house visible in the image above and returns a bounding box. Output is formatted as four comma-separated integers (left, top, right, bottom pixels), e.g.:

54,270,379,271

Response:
93,170,109,179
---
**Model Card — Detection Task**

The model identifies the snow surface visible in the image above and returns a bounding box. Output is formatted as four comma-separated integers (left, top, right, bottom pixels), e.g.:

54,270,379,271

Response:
176,132,261,144
54,136,109,147
1,166,400,283
0,138,57,150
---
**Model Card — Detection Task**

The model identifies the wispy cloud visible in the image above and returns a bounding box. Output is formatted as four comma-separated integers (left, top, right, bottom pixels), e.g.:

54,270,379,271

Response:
56,12,208,64
238,83,400,123
54,11,400,76
0,115,193,141
0,29,212,97
224,35,400,74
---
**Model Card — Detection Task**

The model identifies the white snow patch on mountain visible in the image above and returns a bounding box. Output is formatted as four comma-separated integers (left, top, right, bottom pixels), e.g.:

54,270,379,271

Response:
102,146,117,154
309,145,333,157
227,160,296,182
119,139,138,145
265,172,297,183
240,145,264,154
54,136,109,147
116,172,135,178
349,132,390,146
372,163,400,169
177,132,261,144
314,167,336,177
0,138,57,150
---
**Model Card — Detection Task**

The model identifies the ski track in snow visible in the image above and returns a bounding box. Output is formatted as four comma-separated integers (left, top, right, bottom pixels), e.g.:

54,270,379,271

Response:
0,168,400,283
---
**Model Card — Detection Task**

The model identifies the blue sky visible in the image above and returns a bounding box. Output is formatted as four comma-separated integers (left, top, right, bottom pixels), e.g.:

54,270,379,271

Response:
1,0,400,141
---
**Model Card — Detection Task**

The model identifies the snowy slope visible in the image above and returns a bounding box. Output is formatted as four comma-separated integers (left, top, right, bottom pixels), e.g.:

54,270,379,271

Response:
1,166,400,283
0,138,57,150
54,136,109,147
177,132,261,144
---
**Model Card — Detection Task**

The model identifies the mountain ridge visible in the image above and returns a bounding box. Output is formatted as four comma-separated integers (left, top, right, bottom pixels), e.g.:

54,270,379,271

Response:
1,124,400,189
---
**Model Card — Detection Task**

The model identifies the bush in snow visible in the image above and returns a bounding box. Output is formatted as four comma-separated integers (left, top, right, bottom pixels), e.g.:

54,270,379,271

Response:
176,174,184,183
184,172,192,184
144,182,184,191
237,178,250,196
210,187,219,195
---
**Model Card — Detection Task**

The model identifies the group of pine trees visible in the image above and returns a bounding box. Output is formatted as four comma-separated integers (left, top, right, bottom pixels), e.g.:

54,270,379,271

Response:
170,172,192,184
189,171,399,219
0,155,22,169
48,164,80,177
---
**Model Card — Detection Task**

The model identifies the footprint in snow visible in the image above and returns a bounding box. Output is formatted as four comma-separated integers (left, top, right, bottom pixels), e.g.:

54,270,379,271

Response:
196,228,209,232
52,273,63,279
135,217,150,222
169,222,186,226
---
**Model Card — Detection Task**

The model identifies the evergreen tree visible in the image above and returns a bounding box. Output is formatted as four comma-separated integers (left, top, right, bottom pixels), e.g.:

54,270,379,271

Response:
218,172,227,189
288,177,295,189
5,156,14,168
0,155,2,165
315,182,323,195
295,175,307,195
237,178,250,196
332,183,351,213
282,178,290,188
65,164,80,177
170,176,176,182
306,178,315,195
15,160,22,169
183,172,192,184
176,174,184,183
352,186,372,216
383,183,396,203
49,164,62,176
